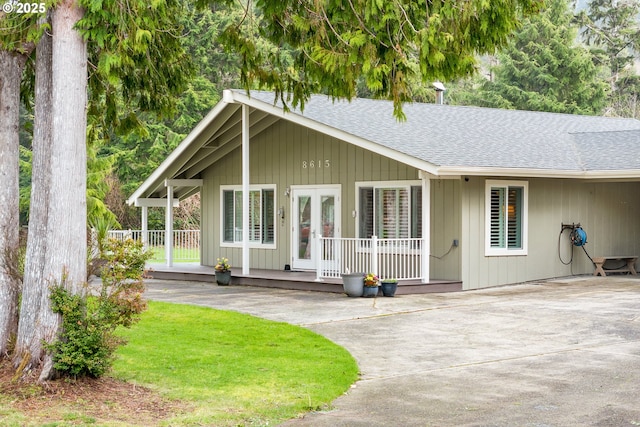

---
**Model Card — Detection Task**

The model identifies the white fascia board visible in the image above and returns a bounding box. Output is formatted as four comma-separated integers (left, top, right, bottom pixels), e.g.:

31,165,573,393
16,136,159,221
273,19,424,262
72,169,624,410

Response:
436,166,640,180
126,99,230,206
225,90,441,176
134,198,180,207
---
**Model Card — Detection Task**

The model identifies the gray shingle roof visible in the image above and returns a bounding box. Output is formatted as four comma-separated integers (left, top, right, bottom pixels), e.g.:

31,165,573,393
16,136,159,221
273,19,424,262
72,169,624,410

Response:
246,91,640,172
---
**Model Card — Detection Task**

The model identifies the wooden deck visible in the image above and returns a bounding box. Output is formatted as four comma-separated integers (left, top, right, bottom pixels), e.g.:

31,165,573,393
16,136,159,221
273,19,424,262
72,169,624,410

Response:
145,263,463,294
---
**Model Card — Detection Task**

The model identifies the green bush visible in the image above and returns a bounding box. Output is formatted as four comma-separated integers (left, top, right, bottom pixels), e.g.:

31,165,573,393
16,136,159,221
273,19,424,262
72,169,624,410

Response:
47,238,152,378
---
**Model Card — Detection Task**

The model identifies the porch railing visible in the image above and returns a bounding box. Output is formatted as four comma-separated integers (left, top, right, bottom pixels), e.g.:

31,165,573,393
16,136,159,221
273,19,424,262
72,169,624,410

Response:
107,230,200,262
317,236,423,281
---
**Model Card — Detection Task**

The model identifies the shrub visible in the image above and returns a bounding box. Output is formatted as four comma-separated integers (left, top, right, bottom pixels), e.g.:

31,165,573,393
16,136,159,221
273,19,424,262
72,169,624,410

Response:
47,238,151,378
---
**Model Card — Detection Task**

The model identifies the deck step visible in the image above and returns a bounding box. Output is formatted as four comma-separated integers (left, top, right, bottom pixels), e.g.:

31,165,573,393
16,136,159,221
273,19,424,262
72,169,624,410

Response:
146,265,462,295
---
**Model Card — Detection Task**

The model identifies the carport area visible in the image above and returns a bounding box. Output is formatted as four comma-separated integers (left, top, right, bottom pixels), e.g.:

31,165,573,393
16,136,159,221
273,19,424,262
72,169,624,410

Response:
145,276,640,426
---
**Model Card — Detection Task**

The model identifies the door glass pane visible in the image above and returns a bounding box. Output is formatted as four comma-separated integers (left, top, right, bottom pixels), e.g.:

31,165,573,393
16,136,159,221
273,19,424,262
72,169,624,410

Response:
321,195,335,261
321,196,335,238
298,196,311,259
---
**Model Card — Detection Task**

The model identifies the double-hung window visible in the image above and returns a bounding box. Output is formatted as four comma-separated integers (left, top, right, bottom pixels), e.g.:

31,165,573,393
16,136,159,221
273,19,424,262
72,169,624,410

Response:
221,186,275,247
485,180,528,256
357,182,422,239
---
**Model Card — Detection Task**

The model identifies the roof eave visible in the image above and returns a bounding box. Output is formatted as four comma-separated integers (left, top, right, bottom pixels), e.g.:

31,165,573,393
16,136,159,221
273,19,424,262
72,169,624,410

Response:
126,97,232,206
436,166,640,180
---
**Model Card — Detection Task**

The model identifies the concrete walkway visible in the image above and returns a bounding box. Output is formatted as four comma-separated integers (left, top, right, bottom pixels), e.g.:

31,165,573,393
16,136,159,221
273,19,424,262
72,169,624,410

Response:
145,276,640,426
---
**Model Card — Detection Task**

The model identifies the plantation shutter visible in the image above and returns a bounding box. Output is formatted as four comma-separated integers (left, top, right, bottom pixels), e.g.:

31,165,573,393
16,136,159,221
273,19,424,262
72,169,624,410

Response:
490,186,523,249
223,190,235,242
262,189,274,243
490,187,506,248
411,186,422,238
507,187,523,249
234,191,243,241
223,187,275,244
375,188,409,238
359,187,374,238
247,190,260,242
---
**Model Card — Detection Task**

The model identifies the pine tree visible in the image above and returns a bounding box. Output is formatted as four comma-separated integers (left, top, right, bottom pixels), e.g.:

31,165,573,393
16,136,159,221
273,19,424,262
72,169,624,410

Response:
577,0,640,117
451,0,607,115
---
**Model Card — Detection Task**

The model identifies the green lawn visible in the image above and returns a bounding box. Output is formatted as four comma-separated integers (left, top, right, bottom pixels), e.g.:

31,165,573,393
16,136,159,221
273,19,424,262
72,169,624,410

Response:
146,246,200,263
112,301,359,426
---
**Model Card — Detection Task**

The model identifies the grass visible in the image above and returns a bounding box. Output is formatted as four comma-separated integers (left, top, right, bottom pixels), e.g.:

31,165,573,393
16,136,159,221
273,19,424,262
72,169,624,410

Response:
146,246,200,263
112,301,359,426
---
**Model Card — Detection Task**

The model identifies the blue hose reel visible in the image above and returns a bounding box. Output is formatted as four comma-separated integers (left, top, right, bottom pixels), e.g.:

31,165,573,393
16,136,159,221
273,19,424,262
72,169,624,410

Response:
570,226,587,247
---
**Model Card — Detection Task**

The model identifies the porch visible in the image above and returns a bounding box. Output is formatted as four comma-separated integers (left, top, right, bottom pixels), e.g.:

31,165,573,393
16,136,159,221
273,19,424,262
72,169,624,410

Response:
109,229,462,294
145,264,462,295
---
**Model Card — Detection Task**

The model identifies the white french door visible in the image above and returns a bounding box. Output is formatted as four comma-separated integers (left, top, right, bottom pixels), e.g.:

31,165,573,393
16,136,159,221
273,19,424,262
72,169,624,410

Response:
291,186,340,270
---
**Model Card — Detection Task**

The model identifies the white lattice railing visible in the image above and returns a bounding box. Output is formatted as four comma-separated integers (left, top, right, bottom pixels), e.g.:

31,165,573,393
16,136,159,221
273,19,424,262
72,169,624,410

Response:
317,236,423,281
107,230,200,262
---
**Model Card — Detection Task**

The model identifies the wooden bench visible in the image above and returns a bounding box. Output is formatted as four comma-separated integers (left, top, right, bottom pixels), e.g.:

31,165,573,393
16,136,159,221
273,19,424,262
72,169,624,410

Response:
592,256,638,277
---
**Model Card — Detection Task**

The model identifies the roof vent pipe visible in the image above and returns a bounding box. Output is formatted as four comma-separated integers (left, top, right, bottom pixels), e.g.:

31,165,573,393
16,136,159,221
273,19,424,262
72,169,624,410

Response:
432,81,446,105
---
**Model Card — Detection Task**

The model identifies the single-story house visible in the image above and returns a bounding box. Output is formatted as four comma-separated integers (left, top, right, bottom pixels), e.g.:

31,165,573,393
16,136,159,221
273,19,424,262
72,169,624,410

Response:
127,89,640,291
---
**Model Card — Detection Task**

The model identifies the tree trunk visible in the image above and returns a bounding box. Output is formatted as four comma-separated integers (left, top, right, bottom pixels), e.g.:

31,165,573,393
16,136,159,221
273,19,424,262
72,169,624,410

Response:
0,50,27,356
14,13,53,369
38,0,88,381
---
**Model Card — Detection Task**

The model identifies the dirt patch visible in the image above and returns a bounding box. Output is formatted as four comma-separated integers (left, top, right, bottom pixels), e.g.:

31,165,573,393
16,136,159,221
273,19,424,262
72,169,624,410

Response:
0,357,190,426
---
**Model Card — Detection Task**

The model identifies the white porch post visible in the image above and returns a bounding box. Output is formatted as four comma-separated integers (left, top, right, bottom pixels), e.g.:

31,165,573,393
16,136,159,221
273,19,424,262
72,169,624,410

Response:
315,236,323,282
165,184,174,267
141,206,148,249
242,104,250,275
371,235,379,276
420,171,431,283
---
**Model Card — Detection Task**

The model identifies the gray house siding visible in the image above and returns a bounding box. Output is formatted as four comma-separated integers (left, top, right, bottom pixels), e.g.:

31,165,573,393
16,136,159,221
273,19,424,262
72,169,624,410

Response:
430,179,462,281
201,118,462,280
461,178,640,290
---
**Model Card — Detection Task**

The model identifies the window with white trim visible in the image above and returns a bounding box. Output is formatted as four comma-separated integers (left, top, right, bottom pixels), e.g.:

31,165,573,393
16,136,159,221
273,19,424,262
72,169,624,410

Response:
357,183,422,238
485,180,528,256
221,186,275,246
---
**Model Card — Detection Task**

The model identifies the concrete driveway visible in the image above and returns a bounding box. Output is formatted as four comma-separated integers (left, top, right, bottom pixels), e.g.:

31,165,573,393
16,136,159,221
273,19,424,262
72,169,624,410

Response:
145,276,640,426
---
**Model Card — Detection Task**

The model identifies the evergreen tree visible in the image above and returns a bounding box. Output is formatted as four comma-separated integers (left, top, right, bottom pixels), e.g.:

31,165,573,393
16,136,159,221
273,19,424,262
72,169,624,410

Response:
577,0,640,117
218,0,543,118
451,0,607,115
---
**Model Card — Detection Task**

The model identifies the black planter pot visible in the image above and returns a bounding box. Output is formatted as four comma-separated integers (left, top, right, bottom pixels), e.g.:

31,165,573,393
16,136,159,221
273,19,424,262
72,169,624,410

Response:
380,281,398,297
216,270,231,286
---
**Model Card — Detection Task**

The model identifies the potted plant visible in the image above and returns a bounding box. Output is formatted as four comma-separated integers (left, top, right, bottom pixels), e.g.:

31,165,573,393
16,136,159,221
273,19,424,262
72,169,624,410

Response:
380,278,398,297
362,273,379,298
342,272,365,297
215,257,232,286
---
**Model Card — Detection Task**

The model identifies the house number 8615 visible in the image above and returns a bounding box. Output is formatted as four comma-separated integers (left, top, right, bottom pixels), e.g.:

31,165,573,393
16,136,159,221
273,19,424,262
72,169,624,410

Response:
302,160,330,169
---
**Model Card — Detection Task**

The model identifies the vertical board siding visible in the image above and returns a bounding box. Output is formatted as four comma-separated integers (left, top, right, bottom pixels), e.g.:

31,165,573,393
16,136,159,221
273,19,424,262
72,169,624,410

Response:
201,118,428,271
461,178,640,290
430,179,462,281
